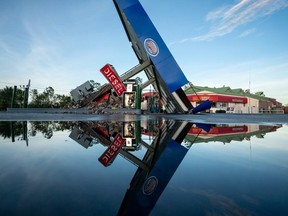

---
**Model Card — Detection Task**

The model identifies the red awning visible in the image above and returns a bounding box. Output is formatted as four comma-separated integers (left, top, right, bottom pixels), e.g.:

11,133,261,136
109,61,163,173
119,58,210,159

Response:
187,94,247,103
188,126,248,135
142,91,158,98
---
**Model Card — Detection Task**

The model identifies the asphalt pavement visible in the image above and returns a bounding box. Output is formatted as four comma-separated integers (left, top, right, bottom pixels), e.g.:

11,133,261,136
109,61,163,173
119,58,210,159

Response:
0,112,288,125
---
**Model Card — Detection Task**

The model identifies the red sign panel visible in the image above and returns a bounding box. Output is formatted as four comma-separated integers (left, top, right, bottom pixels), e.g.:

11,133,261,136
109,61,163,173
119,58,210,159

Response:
188,126,248,135
187,94,247,103
98,134,125,167
100,64,126,96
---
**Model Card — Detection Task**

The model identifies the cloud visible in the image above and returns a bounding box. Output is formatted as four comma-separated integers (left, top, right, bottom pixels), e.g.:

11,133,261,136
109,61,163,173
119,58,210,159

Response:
0,39,12,55
192,58,288,104
190,189,255,215
239,28,256,38
191,0,288,41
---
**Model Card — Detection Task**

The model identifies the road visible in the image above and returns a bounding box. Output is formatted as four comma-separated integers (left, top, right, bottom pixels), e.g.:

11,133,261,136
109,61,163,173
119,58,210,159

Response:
1,112,288,125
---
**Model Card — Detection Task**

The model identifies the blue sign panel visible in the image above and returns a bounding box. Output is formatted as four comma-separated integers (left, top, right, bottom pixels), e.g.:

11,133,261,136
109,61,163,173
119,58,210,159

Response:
114,0,189,93
120,139,189,215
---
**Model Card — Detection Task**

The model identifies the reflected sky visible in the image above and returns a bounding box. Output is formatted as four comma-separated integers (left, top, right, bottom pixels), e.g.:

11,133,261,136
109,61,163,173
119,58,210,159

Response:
0,120,287,216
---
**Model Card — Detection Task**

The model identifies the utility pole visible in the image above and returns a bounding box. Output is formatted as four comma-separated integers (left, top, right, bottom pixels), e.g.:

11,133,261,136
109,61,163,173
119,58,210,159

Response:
10,85,18,143
11,85,17,108
23,80,31,108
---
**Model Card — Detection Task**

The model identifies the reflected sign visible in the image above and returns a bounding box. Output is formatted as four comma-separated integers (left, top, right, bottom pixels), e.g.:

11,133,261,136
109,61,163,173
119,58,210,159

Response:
98,134,126,167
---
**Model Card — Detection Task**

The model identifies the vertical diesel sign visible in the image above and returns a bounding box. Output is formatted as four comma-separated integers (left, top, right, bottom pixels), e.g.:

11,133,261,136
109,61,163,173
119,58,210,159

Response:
100,64,126,96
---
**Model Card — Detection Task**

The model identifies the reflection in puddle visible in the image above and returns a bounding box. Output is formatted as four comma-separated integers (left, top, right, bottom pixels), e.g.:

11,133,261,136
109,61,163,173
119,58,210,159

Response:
0,120,287,215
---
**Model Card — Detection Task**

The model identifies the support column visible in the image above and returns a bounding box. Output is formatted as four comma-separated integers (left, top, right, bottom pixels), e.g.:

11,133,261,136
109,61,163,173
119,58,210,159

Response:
135,85,142,114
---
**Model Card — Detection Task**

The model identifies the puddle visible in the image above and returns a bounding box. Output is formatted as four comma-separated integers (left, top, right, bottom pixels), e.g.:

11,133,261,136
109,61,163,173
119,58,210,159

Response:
0,120,287,215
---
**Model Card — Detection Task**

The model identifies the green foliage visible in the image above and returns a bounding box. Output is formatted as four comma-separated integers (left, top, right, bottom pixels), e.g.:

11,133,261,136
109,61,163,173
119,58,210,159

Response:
0,121,72,140
0,122,23,139
29,87,72,108
135,77,143,84
255,91,265,96
0,86,72,109
89,80,101,91
30,121,71,139
0,86,24,111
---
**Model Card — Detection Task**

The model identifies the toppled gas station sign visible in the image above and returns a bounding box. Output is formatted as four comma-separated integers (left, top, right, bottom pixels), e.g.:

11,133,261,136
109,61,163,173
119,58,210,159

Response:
100,64,126,96
71,0,211,114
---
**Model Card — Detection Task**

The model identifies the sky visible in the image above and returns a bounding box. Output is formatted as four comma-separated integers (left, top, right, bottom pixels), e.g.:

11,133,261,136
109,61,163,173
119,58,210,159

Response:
0,0,288,104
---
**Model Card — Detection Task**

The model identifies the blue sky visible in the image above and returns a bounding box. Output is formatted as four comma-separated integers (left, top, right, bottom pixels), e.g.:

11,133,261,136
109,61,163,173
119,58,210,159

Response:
1,0,288,104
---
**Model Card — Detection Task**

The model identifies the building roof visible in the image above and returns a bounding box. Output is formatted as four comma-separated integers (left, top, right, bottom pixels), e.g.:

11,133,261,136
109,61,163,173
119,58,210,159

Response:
184,85,275,102
184,125,280,146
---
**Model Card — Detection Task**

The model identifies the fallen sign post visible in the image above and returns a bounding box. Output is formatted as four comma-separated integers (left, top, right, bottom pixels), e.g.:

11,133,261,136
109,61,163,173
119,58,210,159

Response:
100,64,126,96
98,134,126,167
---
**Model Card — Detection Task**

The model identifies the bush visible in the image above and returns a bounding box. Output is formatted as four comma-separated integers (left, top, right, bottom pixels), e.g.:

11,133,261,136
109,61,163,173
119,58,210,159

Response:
215,110,226,113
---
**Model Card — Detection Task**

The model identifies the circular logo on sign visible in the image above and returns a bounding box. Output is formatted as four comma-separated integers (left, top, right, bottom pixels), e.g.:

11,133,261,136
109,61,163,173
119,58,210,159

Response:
144,38,159,57
143,176,158,195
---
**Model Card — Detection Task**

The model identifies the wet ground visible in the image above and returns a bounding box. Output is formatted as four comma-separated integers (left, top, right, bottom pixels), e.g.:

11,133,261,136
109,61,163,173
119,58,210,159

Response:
1,112,288,124
1,112,288,215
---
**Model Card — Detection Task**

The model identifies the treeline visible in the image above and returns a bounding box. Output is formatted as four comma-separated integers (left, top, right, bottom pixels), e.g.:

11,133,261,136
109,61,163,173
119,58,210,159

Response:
0,86,72,111
0,121,71,140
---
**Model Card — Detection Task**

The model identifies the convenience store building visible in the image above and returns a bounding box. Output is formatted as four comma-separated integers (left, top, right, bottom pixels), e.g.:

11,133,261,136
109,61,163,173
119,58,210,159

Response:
184,85,283,114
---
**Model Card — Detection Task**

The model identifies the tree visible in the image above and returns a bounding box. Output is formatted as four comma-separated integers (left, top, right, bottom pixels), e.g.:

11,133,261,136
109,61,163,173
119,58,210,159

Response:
255,91,265,97
29,87,55,108
0,86,24,110
30,89,38,102
0,121,72,141
135,77,143,84
53,94,72,108
0,121,23,139
0,86,72,109
90,80,101,91
29,87,72,108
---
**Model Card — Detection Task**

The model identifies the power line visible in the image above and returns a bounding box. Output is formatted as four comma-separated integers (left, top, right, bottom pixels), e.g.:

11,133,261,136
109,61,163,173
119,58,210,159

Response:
0,81,24,86
0,81,70,94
